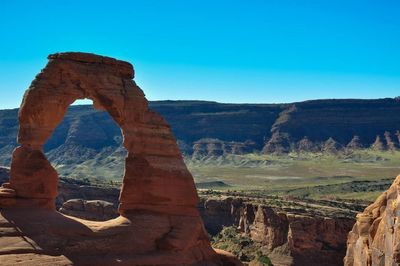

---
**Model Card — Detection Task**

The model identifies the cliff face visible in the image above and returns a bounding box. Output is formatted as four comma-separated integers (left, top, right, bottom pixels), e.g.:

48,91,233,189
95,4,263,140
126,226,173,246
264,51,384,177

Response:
345,175,400,266
199,197,355,266
149,101,284,153
1,98,400,168
263,99,400,153
192,139,258,158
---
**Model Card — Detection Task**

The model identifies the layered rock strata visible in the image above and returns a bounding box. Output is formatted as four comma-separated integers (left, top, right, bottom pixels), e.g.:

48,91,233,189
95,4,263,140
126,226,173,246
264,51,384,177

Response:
191,139,257,159
199,197,354,266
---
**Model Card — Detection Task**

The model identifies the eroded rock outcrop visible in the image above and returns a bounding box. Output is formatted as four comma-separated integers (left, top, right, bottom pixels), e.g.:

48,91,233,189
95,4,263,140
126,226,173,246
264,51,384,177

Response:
192,139,257,159
199,197,354,266
296,136,318,152
384,131,399,151
347,135,363,150
0,52,240,265
344,175,400,266
261,99,400,154
322,137,343,154
371,135,385,151
262,132,292,154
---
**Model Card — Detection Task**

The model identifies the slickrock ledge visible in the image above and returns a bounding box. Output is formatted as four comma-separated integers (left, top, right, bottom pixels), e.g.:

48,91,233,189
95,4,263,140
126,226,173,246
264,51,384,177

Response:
344,175,400,266
0,52,241,265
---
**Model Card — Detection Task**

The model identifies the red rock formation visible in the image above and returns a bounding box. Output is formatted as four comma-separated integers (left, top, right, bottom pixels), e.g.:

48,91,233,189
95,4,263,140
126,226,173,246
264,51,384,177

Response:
0,52,241,265
199,197,354,266
344,175,400,266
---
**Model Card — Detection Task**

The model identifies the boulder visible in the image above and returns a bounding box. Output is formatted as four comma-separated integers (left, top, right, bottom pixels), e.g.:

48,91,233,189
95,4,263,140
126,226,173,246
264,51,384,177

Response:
59,199,118,221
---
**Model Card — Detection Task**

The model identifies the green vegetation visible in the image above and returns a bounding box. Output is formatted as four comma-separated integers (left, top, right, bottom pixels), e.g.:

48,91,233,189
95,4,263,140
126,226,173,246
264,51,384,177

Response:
256,251,273,266
212,226,271,264
189,150,400,202
46,149,400,204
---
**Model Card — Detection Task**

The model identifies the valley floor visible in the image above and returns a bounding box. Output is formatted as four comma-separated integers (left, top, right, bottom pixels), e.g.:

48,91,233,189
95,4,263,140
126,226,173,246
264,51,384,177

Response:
50,149,400,204
189,150,400,203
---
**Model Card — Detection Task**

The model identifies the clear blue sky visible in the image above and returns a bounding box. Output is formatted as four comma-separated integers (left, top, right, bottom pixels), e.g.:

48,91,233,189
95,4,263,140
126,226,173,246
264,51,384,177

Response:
1,0,399,109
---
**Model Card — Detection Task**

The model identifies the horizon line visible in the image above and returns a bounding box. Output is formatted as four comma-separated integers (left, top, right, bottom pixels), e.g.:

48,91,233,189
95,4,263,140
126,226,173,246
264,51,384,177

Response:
1,96,399,111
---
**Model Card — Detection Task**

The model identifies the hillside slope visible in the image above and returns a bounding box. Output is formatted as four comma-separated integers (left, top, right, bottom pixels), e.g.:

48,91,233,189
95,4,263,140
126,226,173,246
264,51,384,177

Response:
0,98,399,180
264,98,400,153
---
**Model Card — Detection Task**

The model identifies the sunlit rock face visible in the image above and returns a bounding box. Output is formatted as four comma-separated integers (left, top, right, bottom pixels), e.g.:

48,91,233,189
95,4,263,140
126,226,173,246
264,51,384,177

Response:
199,197,354,266
0,52,241,265
345,175,400,266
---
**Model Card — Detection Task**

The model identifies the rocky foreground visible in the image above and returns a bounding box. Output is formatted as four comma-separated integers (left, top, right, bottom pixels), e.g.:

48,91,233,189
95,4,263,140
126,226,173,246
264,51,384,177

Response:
0,167,357,265
59,192,358,265
5,167,400,266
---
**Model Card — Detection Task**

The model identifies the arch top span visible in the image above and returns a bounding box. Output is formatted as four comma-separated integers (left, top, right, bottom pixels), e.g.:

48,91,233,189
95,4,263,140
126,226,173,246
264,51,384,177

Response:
18,52,145,148
47,52,134,78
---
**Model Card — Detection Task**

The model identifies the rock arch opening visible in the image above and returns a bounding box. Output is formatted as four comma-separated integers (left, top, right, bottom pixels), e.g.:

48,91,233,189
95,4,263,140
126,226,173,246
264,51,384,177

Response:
43,98,126,217
44,98,126,185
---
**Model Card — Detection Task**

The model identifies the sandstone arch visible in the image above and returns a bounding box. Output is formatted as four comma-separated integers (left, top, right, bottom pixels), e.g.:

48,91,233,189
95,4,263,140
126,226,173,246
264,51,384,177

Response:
9,52,198,215
0,52,240,265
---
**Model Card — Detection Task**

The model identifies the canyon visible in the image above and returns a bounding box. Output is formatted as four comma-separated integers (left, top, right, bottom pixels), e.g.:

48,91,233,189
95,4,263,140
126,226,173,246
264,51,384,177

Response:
5,160,400,265
0,167,356,265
